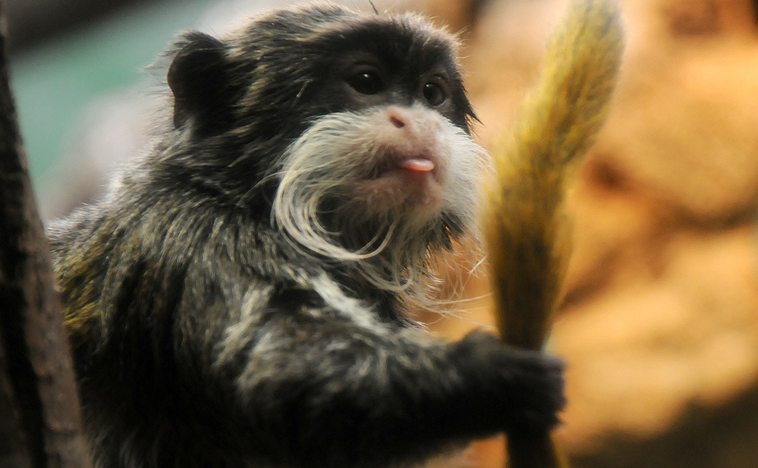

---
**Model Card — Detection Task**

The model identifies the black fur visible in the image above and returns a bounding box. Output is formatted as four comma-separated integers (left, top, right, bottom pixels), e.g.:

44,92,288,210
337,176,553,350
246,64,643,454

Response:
167,32,236,135
47,4,564,468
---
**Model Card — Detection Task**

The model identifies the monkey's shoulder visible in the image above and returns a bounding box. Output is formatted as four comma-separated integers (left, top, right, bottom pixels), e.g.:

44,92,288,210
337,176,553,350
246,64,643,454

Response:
48,195,381,319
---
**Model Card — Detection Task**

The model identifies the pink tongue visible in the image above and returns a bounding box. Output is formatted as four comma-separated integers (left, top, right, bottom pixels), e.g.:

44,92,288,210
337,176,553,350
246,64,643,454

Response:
399,158,435,172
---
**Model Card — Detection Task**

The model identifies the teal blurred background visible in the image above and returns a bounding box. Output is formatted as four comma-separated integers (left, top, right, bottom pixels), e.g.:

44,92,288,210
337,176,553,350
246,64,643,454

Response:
6,0,406,217
12,0,210,183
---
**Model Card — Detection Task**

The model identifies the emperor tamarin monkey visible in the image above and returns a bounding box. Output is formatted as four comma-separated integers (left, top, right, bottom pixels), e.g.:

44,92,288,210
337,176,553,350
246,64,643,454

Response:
47,3,565,467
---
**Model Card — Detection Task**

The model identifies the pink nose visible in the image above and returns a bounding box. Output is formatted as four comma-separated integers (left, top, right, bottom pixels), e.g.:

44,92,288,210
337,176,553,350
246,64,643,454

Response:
390,114,406,129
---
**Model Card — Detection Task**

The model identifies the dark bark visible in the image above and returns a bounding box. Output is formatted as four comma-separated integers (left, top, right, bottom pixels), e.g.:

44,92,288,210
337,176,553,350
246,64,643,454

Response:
0,2,90,467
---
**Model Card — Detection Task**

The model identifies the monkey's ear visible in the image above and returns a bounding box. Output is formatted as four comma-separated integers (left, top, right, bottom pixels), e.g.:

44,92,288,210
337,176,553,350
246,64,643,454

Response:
167,32,235,135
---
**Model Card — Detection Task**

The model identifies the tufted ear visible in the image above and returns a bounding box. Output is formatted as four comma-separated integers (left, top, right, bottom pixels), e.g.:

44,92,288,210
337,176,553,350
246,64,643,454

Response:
167,32,235,136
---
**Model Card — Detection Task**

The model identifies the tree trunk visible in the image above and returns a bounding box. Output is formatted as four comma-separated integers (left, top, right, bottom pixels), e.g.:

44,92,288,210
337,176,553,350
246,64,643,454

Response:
0,2,90,467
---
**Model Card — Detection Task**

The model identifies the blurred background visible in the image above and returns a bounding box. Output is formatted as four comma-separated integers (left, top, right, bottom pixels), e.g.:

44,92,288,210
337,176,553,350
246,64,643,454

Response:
7,0,758,467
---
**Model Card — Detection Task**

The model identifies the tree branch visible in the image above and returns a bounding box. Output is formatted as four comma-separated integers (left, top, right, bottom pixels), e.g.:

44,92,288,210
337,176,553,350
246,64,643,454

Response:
0,2,90,467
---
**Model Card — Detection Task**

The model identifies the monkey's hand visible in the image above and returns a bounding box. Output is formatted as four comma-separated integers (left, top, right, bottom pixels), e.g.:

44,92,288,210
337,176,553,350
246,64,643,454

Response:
452,331,566,434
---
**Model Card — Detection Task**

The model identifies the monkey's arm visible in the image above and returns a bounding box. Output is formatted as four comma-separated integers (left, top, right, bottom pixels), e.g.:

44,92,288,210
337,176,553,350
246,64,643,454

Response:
179,270,563,468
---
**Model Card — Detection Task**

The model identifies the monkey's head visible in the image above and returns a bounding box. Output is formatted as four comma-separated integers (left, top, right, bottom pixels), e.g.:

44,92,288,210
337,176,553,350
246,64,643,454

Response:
163,3,487,294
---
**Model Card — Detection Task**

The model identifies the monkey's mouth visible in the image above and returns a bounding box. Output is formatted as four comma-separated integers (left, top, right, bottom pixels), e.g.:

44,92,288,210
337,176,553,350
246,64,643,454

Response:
358,151,444,210
370,152,439,181
353,151,444,213
397,156,435,173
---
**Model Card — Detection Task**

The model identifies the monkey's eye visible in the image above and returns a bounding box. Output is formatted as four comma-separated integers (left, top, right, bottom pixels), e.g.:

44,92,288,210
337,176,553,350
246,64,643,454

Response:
422,81,448,107
347,70,384,95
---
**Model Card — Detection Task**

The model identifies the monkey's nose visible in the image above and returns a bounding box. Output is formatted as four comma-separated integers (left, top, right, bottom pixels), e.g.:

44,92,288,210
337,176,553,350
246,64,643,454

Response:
389,114,406,129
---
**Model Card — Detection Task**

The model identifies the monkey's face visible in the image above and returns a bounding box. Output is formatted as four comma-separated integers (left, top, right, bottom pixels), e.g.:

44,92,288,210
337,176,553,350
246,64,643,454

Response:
262,8,487,262
167,4,487,266
272,101,486,263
